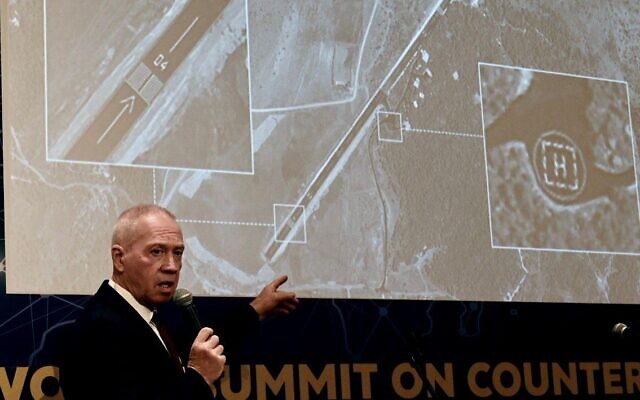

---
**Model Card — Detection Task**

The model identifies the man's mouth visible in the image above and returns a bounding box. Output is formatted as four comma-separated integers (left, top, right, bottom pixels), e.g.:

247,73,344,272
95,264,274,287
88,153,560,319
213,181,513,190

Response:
159,281,174,289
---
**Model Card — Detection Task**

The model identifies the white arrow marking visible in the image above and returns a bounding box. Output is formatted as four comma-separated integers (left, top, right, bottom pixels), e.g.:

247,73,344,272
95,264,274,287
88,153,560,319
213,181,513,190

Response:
170,16,199,53
97,96,136,144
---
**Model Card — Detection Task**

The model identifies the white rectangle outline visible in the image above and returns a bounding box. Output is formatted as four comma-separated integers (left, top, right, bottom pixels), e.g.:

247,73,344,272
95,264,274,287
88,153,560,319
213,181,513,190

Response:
625,81,640,238
376,111,404,143
273,203,307,244
43,0,255,176
478,61,629,85
478,62,640,256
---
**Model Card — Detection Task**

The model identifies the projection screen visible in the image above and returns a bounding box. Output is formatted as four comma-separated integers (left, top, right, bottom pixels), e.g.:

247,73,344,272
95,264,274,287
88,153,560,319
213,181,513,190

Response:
2,0,640,302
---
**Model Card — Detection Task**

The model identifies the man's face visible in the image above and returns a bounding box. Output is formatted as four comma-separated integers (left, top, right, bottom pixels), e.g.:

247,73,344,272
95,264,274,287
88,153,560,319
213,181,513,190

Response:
114,212,184,309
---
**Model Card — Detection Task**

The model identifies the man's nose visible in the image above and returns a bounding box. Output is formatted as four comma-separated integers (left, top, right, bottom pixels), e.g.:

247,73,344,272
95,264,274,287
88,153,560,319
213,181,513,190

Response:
163,255,180,272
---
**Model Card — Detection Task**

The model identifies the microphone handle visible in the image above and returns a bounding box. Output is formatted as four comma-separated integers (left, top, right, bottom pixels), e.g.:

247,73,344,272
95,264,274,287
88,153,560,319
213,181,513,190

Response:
184,304,202,334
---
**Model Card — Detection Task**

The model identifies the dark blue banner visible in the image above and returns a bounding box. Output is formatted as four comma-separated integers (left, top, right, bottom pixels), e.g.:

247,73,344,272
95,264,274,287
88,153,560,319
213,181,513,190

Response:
2,269,640,399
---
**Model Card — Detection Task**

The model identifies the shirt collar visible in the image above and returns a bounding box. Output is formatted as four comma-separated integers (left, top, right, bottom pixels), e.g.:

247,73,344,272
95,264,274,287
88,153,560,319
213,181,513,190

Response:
108,279,155,324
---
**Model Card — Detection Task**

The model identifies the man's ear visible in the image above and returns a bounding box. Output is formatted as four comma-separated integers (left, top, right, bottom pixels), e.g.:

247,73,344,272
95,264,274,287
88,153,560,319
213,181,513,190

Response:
112,244,126,273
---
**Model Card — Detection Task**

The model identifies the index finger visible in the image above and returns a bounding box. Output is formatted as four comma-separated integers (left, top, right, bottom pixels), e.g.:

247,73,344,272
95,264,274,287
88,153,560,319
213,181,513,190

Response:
269,275,289,290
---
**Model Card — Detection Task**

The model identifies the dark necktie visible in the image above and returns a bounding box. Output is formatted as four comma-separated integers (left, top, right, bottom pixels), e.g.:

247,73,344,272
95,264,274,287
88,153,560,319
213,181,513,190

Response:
152,311,184,373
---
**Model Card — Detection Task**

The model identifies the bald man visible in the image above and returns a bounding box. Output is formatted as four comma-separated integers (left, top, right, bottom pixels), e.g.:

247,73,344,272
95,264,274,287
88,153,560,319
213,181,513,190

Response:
60,204,298,400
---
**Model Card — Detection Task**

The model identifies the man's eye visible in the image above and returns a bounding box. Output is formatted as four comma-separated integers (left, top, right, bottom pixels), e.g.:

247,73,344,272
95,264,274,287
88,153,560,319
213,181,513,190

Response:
174,250,184,257
151,248,163,256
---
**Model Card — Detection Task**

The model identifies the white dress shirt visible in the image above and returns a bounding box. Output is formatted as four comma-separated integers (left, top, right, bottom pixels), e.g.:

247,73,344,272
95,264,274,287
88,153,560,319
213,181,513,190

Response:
108,279,168,351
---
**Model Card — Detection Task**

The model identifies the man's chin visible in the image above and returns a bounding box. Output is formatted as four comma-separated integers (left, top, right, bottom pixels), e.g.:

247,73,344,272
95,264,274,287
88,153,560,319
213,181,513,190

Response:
160,290,175,301
149,291,175,308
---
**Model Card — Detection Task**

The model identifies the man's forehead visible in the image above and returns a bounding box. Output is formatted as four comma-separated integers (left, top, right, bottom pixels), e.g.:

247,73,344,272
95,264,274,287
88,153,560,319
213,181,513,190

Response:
134,213,183,241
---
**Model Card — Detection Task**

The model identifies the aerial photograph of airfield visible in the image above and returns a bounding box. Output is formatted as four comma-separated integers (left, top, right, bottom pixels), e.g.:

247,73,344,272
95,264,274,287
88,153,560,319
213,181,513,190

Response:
5,0,640,302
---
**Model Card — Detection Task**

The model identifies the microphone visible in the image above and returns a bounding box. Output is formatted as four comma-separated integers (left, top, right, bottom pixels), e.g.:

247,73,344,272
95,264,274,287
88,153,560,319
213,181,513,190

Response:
612,322,631,338
173,288,202,335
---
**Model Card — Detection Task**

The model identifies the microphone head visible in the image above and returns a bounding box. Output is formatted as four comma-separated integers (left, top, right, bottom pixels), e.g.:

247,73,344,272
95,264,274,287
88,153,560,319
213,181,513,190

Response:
173,288,193,307
612,322,630,338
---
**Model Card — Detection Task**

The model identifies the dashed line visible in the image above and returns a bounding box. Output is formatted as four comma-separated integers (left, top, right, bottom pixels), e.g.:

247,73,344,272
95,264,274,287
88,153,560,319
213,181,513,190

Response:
405,127,483,139
177,218,274,227
152,168,157,205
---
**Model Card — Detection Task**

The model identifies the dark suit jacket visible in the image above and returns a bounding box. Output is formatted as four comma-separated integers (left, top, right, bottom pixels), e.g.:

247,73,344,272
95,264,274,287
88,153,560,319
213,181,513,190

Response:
59,281,259,400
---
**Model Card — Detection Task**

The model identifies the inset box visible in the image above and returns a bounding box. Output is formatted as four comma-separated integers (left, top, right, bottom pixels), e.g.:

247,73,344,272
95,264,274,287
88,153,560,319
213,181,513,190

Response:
44,0,254,173
377,111,404,143
479,62,640,254
273,204,307,244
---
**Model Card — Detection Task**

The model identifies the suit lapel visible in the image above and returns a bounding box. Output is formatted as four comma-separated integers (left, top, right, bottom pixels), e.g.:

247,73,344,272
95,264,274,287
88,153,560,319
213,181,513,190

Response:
94,281,182,372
